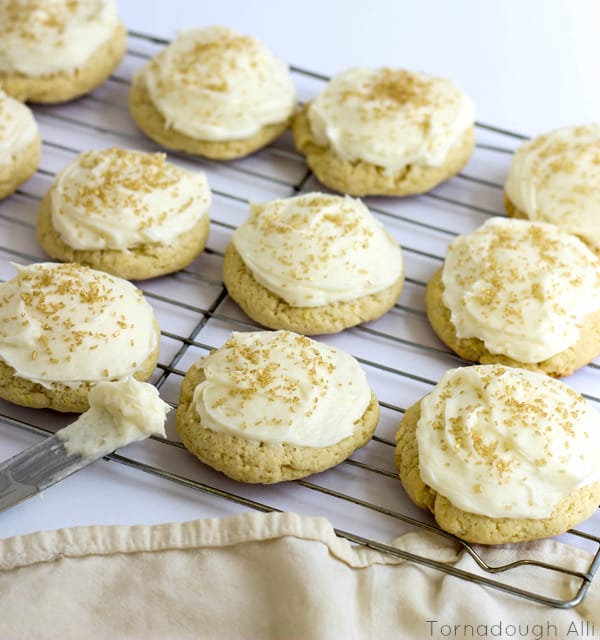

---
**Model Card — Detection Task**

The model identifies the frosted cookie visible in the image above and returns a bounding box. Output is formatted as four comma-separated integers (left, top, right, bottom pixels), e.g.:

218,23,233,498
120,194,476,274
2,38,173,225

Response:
223,192,404,334
505,124,600,258
129,26,296,160
0,88,41,199
36,148,211,280
395,365,600,544
176,330,379,483
0,262,160,412
426,217,600,377
0,0,126,103
292,67,475,196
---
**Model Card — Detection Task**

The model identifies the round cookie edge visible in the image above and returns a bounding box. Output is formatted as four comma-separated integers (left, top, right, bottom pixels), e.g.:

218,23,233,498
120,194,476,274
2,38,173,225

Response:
292,102,475,197
128,70,293,160
176,360,380,483
395,398,600,544
36,190,211,280
222,242,404,335
0,21,127,103
425,266,600,377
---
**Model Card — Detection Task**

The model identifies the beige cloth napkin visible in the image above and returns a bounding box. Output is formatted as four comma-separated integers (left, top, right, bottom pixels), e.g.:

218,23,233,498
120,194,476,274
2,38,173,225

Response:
0,512,597,639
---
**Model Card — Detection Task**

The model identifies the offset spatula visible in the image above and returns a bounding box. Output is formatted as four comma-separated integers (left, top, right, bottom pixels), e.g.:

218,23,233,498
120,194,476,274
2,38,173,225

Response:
0,435,95,512
0,378,170,513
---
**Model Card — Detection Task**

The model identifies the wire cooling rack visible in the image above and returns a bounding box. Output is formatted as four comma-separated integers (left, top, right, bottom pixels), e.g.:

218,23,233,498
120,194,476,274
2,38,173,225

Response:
0,30,599,609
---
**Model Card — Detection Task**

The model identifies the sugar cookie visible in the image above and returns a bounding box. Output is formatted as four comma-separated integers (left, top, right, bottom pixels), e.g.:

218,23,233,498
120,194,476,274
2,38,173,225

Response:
129,26,296,159
426,217,600,377
176,330,379,483
292,67,475,196
0,262,160,412
505,124,600,258
37,148,211,279
395,365,600,544
223,192,404,334
0,0,126,103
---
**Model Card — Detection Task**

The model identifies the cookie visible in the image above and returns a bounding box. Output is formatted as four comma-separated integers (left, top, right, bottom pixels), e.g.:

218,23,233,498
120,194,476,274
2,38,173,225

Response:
0,262,160,412
292,67,475,196
426,217,600,377
36,148,211,280
0,88,41,199
0,0,126,103
223,192,404,334
505,124,600,258
129,26,296,160
176,330,379,483
395,364,600,544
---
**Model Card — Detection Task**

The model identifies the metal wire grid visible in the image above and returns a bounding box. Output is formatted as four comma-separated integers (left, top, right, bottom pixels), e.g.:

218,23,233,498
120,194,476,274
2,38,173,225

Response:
0,29,599,609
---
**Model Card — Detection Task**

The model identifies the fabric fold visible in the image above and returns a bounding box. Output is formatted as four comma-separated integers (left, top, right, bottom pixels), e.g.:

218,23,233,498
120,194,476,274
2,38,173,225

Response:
0,512,597,639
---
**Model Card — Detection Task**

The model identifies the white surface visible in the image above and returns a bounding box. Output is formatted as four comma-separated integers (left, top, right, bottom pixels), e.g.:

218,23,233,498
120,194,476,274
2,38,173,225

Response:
0,0,598,605
119,0,600,135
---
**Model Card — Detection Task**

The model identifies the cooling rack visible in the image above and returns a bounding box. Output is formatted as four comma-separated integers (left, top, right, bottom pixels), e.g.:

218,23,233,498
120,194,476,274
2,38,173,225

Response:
0,29,599,609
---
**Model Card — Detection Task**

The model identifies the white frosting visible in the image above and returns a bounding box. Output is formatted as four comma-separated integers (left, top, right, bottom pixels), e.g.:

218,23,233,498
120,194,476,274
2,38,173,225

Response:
0,89,38,165
442,217,600,362
0,0,120,76
232,192,404,307
57,378,170,459
141,26,296,141
49,148,211,251
191,330,371,447
307,67,474,171
505,124,600,254
0,262,158,385
417,365,600,519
